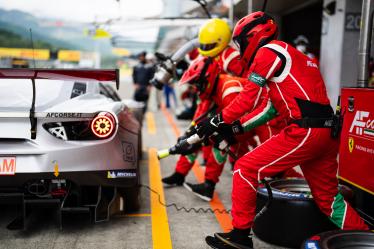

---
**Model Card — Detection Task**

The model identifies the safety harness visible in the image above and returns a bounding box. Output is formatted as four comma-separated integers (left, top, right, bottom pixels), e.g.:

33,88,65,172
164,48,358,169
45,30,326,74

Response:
292,98,334,128
292,98,342,138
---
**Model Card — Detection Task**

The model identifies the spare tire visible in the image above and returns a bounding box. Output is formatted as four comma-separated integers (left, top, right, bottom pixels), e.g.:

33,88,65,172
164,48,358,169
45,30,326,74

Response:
302,230,374,249
253,179,338,248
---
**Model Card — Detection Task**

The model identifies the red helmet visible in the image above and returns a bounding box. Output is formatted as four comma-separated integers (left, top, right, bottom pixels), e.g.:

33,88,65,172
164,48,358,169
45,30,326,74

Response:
180,56,220,99
232,11,278,67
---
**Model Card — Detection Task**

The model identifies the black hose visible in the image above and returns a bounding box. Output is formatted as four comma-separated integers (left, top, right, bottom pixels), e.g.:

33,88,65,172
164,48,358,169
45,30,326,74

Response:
262,0,268,12
139,178,273,217
254,179,273,220
140,184,230,214
193,0,212,18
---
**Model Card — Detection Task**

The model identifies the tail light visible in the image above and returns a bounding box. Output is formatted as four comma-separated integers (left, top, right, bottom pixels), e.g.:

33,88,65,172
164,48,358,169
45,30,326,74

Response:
43,112,116,140
91,112,115,138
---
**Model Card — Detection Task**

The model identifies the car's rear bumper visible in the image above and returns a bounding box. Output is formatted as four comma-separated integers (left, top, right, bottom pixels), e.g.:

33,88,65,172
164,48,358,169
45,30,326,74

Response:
0,169,139,189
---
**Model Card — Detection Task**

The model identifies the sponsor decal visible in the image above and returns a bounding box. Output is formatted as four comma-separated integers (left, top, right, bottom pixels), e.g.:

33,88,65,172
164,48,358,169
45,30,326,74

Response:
307,60,318,68
46,112,83,118
348,110,374,155
305,241,320,249
0,157,16,175
348,137,354,153
121,141,136,163
107,171,136,179
354,144,374,155
249,72,266,87
349,110,374,139
273,190,312,198
324,119,333,127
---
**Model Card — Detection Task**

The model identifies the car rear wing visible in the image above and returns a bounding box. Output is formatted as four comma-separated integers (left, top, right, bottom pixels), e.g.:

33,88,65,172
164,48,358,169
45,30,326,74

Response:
0,68,120,139
0,68,120,89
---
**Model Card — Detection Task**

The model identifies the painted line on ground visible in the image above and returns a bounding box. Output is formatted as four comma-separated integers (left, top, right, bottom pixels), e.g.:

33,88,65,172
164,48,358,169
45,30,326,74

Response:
121,213,152,217
160,106,233,232
114,214,151,218
149,148,173,249
146,112,156,135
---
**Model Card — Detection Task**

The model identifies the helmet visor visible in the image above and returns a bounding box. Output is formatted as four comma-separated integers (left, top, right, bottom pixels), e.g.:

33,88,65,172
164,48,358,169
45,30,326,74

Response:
233,35,248,58
199,43,217,51
195,78,207,93
195,57,213,94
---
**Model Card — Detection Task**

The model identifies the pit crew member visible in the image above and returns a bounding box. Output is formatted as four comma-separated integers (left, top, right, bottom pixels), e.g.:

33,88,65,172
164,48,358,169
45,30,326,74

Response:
196,11,369,248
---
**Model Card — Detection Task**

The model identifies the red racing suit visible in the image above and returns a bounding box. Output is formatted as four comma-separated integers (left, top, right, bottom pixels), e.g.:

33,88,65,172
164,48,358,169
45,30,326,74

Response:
216,46,243,76
174,46,243,174
221,40,368,230
176,75,255,183
216,46,285,166
219,46,288,148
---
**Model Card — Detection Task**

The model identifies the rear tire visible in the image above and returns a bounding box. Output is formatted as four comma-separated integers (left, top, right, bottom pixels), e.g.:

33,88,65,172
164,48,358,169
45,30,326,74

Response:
253,179,338,248
301,230,374,249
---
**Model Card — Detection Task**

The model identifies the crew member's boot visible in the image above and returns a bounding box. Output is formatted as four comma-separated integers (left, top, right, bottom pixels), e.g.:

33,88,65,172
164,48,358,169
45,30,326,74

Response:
214,228,253,249
162,172,185,186
183,180,215,201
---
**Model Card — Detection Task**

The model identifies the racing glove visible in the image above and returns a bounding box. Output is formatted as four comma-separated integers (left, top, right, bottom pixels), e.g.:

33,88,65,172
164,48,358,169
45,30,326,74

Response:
170,138,201,155
218,120,244,137
195,113,224,139
177,125,197,143
210,120,244,148
178,143,201,155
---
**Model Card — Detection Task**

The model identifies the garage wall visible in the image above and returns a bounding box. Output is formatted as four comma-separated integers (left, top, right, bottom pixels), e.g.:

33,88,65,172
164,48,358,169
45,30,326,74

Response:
340,0,362,87
320,0,363,107
320,0,346,107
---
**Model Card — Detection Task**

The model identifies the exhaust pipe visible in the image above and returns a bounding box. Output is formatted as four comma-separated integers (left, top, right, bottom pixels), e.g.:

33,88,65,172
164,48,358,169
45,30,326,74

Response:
26,180,49,196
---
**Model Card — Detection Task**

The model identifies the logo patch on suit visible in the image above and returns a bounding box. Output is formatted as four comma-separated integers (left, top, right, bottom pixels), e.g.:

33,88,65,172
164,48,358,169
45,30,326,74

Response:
249,72,266,87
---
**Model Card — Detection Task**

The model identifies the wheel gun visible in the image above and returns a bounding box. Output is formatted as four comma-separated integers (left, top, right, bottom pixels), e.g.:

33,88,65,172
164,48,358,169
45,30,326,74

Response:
157,134,202,160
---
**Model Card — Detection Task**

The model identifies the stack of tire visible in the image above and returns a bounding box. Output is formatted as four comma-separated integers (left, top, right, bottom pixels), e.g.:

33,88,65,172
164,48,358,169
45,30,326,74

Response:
302,230,374,248
253,179,345,248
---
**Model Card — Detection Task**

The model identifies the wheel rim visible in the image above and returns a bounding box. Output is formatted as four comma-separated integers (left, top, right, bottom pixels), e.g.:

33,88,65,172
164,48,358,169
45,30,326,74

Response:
269,179,312,197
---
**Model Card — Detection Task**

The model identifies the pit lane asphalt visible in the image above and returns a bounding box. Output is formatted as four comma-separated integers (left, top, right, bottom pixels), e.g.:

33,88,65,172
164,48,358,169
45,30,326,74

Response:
0,76,289,249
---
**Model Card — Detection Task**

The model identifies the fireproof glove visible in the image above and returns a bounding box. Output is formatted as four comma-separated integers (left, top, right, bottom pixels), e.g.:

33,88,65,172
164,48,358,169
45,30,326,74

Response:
195,113,224,139
177,126,196,143
210,120,243,148
217,120,244,136
178,143,201,155
170,138,201,155
210,133,236,150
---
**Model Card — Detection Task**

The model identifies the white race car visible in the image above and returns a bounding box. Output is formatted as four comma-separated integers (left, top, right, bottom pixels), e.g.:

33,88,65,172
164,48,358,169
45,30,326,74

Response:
0,69,141,229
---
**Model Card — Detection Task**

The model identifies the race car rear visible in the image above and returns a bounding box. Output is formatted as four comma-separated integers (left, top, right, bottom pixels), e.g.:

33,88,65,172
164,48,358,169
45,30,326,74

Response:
0,69,141,229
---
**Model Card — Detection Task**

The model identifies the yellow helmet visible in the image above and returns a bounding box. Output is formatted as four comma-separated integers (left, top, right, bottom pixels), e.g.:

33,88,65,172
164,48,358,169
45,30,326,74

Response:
198,18,232,58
